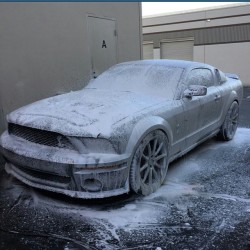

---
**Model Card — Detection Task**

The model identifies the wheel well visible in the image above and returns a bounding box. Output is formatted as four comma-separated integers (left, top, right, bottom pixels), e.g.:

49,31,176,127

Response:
159,129,170,144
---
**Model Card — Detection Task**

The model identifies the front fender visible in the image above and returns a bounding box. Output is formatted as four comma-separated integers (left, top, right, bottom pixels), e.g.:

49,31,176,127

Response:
125,116,173,156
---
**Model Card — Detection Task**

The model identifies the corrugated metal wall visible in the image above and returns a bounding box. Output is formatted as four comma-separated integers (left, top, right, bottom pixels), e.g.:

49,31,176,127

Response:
196,24,250,45
143,24,250,47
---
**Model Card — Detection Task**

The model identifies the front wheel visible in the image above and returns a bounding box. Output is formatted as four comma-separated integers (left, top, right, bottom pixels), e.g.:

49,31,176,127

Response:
129,130,169,196
218,101,239,141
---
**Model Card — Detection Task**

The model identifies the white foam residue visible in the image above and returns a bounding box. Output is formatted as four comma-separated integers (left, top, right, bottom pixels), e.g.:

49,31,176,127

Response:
75,201,161,230
210,193,250,203
89,62,183,99
146,181,200,201
8,88,166,138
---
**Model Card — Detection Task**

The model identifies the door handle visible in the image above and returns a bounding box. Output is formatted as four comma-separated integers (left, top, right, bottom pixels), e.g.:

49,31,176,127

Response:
214,94,221,102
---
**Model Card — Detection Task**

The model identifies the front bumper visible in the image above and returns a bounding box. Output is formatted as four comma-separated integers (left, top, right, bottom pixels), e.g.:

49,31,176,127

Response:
0,133,130,199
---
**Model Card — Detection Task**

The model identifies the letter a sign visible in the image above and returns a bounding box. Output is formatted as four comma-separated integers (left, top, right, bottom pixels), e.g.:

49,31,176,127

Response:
102,40,107,48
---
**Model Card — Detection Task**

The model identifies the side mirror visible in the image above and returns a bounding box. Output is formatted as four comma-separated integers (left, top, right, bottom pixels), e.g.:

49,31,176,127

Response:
183,85,207,99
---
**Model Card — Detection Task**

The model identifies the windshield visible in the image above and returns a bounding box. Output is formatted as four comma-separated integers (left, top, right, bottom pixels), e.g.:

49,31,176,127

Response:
88,63,184,99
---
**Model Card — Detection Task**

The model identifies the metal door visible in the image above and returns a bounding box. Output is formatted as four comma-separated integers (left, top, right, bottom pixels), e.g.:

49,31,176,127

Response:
160,38,194,61
88,15,117,78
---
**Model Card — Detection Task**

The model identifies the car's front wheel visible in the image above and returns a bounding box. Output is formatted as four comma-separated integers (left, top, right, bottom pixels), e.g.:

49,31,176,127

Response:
130,130,169,195
218,101,239,141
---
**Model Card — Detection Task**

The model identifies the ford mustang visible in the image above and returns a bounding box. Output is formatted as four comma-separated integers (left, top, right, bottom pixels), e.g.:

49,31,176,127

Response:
0,60,243,198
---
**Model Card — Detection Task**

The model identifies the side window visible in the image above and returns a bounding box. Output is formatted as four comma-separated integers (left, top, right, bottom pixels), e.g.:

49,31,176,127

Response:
187,68,214,87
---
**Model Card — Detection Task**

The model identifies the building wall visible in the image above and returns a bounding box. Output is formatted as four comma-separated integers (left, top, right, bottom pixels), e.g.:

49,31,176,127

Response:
0,2,142,133
194,42,250,86
143,4,250,87
143,4,250,34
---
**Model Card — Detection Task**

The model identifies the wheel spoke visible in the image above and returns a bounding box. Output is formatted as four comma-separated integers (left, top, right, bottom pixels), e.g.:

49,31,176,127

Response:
147,143,152,156
140,163,149,172
142,154,149,161
155,153,167,161
142,167,150,183
152,167,159,180
152,139,158,155
154,142,163,156
154,162,162,169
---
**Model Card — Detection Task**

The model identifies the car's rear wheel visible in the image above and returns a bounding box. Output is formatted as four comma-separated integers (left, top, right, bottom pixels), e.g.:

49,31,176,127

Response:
130,130,169,195
218,101,239,141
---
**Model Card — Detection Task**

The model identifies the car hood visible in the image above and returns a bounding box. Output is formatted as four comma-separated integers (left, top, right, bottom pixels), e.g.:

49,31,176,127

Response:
8,88,167,138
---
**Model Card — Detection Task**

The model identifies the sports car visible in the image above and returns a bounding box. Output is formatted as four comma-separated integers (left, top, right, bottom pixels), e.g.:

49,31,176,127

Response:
0,60,243,198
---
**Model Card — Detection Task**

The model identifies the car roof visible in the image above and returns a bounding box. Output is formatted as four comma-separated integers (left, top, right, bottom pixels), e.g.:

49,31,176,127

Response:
118,59,211,70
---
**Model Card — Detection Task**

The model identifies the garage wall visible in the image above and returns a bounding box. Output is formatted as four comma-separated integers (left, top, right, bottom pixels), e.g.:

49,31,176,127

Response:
194,42,250,86
0,2,142,133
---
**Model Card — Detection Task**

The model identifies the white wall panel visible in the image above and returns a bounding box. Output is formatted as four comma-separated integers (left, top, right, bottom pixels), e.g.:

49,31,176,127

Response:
194,42,250,86
143,42,154,59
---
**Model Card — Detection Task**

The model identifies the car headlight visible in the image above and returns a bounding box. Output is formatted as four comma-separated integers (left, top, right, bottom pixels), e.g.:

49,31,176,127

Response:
68,137,117,154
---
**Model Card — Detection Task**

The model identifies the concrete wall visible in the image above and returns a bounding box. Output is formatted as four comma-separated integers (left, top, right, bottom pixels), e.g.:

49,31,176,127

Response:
194,42,250,86
143,4,250,34
0,2,142,133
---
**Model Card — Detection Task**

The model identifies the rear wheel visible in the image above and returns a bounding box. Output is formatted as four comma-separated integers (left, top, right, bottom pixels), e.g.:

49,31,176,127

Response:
218,101,239,141
130,130,169,195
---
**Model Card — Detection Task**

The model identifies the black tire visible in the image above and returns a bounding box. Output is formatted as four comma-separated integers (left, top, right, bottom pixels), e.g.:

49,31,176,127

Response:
130,130,169,195
218,101,239,141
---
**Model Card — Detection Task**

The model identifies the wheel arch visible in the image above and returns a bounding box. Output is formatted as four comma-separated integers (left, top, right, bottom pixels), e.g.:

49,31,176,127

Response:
125,116,172,156
229,90,239,104
218,99,239,141
221,90,240,124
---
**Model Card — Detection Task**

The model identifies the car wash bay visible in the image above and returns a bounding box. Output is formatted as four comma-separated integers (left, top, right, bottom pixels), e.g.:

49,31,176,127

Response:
0,88,249,250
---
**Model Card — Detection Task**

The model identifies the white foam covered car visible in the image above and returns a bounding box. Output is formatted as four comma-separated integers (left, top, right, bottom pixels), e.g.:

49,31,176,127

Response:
0,60,243,198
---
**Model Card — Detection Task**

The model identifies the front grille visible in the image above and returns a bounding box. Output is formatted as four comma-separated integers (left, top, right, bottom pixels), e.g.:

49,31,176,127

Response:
8,123,75,150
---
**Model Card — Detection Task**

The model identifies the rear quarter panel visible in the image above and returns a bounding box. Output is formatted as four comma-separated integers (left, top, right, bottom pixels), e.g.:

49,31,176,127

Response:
218,77,243,125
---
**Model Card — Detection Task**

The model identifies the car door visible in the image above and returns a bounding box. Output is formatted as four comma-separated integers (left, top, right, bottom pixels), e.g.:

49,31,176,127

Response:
181,70,203,150
197,68,222,137
182,68,222,149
